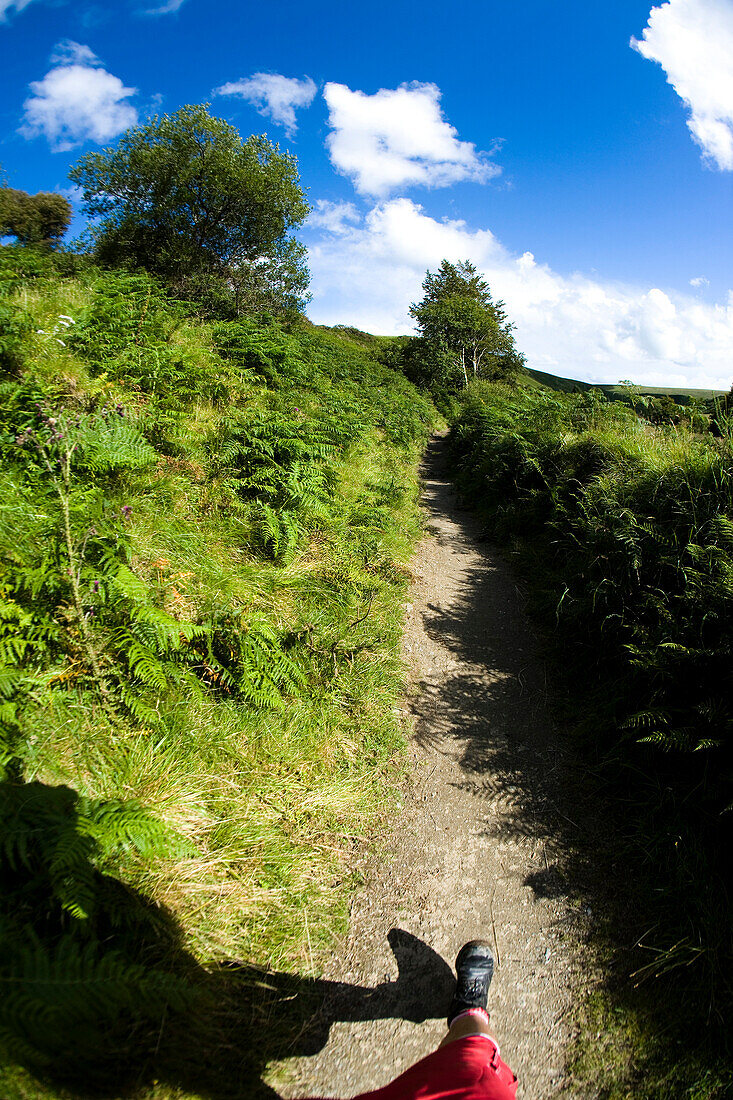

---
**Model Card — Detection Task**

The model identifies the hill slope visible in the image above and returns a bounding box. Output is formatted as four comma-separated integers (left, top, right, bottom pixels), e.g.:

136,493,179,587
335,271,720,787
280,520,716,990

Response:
0,248,436,1097
525,365,726,402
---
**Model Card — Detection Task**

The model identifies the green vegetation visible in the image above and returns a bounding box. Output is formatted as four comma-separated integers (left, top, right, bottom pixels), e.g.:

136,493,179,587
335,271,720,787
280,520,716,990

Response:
0,187,71,249
69,104,311,316
3,115,731,1097
448,378,733,1097
396,259,524,408
0,245,435,1096
525,364,726,403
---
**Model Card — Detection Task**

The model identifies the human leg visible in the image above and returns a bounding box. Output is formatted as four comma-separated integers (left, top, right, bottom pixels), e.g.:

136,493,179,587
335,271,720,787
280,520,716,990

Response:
308,940,516,1100
350,940,515,1099
439,1007,499,1048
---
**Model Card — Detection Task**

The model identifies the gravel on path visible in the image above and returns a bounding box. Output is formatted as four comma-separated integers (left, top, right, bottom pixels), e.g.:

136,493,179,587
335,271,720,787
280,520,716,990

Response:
273,434,584,1099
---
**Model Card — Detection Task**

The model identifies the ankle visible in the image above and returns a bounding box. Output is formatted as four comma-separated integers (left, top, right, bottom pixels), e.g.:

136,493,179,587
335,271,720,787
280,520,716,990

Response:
450,1007,490,1028
440,1009,494,1048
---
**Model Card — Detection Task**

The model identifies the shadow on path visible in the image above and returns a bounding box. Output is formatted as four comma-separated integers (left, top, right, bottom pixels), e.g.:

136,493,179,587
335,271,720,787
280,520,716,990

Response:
186,927,455,1100
9,435,607,1099
10,841,454,1100
411,435,600,902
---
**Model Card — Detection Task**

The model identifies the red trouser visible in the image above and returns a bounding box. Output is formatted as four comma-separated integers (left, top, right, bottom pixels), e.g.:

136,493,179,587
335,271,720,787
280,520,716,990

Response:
312,1035,518,1100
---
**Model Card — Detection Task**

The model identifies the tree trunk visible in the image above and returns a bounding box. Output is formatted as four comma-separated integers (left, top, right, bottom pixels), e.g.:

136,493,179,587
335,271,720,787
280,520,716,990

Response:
460,347,468,387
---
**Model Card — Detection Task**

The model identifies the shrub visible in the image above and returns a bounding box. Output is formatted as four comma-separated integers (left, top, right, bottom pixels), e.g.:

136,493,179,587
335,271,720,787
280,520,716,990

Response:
448,379,733,1050
0,246,436,1088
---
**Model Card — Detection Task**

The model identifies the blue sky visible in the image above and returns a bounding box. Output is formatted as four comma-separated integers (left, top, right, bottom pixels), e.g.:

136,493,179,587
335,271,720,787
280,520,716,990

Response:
2,0,733,387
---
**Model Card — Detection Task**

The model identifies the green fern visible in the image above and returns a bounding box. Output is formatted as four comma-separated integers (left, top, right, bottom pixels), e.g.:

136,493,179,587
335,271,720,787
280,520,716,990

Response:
0,779,194,919
208,411,349,560
0,924,196,1072
75,417,157,474
84,797,195,860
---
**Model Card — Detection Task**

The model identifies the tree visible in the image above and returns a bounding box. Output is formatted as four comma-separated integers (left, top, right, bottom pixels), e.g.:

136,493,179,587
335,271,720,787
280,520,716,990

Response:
68,104,311,314
228,237,310,318
409,260,523,392
0,188,71,247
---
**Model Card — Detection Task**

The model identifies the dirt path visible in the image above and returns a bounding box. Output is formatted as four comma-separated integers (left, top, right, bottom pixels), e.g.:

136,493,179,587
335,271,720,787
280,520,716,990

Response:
275,434,583,1099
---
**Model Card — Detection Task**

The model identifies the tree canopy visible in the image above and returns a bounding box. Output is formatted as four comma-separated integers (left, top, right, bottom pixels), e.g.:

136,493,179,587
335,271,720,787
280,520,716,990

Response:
408,260,523,394
0,188,71,248
69,104,311,315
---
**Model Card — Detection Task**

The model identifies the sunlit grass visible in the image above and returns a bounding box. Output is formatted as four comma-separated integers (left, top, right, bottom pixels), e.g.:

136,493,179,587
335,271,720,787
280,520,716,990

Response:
1,253,435,1094
449,377,733,1099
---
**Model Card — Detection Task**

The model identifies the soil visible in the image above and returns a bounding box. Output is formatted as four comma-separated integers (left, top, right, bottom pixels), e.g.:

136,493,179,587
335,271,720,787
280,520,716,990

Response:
273,433,588,1099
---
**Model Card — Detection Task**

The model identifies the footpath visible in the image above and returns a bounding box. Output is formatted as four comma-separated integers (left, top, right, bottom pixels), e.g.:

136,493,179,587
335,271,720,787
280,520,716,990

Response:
275,433,585,1099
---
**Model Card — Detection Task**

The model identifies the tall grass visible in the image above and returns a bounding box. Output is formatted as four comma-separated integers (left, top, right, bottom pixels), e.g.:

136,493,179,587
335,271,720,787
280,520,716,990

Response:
448,378,733,1097
0,246,435,1095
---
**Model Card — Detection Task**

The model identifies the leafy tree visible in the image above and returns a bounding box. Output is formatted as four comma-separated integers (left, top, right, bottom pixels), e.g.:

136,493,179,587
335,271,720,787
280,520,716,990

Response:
68,104,311,315
409,260,523,392
227,237,310,318
0,188,71,248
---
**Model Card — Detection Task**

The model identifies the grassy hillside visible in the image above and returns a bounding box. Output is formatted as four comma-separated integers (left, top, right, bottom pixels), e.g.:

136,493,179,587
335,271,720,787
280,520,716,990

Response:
525,364,726,403
0,246,436,1097
448,378,733,1098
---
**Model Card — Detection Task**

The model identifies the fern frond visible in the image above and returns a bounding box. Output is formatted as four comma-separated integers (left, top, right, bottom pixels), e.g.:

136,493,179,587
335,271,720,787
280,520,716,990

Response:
76,419,157,475
123,638,169,691
84,798,195,861
0,932,195,1068
117,680,160,725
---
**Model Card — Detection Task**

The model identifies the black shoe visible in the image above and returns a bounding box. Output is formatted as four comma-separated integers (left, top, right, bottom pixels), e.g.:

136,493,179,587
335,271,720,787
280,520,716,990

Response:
447,940,494,1026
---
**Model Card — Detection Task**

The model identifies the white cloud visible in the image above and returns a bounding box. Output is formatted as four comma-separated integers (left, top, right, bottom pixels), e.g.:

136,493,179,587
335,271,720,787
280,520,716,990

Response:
690,275,709,287
51,40,97,66
20,41,138,152
632,0,733,169
216,73,317,137
323,81,499,197
55,184,84,205
306,198,733,390
0,0,35,23
308,199,362,235
143,0,187,14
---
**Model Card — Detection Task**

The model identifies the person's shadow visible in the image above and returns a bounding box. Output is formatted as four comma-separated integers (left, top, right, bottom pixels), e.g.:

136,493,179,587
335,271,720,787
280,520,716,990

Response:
157,927,456,1099
1,778,455,1100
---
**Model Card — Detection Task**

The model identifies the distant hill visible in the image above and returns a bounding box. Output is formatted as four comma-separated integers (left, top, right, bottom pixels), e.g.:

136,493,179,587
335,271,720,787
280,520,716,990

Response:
525,366,726,404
